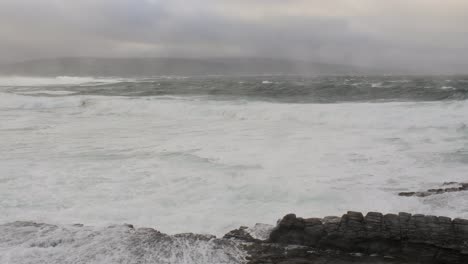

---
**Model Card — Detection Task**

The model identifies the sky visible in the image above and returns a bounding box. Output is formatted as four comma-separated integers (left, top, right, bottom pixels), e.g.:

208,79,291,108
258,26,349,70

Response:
1,0,468,70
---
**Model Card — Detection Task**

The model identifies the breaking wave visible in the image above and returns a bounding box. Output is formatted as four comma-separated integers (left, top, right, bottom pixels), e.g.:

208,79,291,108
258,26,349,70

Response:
0,92,88,110
0,76,126,87
0,222,246,264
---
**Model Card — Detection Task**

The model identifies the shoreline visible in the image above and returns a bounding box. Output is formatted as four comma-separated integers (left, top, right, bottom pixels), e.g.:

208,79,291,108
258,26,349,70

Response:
2,211,467,264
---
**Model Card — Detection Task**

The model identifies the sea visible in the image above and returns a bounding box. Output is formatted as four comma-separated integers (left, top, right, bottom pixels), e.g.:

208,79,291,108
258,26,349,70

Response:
1,75,468,263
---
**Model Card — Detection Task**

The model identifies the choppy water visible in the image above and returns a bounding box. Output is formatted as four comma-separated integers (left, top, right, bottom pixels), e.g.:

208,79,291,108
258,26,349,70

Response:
1,75,468,263
3,75,468,102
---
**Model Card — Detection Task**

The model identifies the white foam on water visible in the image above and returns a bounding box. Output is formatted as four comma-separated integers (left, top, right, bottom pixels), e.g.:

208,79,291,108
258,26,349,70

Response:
0,76,125,87
246,224,274,241
16,90,78,95
441,86,456,90
0,222,245,264
1,93,468,238
0,92,87,110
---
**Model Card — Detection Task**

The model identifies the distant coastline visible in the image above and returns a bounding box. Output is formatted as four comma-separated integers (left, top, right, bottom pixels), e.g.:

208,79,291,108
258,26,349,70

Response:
0,57,384,77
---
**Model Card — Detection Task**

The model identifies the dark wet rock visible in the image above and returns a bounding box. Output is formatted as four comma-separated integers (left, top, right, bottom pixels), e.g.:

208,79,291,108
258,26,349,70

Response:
242,241,406,264
123,223,134,229
399,182,468,197
225,211,468,264
223,226,260,243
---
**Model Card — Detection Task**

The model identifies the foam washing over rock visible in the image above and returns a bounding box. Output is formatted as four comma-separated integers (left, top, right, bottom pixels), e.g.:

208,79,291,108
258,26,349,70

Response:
0,222,246,264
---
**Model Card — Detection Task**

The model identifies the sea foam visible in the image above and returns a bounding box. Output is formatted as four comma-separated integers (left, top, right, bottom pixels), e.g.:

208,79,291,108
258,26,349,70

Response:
1,93,468,237
0,76,125,87
0,222,245,264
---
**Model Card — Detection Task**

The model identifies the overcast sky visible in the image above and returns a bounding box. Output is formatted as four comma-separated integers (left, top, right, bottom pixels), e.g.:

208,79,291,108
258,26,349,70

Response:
1,0,468,70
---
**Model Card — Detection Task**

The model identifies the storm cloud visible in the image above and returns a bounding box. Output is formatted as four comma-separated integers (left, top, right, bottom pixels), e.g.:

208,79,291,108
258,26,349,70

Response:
1,0,468,71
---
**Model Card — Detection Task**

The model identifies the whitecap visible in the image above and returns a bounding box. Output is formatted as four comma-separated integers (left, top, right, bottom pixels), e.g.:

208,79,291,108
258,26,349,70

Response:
0,222,246,264
0,76,126,87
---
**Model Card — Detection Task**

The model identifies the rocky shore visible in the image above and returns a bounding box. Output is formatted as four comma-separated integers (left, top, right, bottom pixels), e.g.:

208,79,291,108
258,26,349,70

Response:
2,212,467,264
399,182,468,197
225,211,468,264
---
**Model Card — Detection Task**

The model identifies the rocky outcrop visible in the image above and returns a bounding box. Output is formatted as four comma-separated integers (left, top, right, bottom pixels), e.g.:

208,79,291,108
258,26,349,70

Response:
399,182,468,197
225,212,468,264
3,212,467,264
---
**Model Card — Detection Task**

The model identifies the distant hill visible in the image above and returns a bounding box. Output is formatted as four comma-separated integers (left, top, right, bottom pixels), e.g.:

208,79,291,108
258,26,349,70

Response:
0,57,371,77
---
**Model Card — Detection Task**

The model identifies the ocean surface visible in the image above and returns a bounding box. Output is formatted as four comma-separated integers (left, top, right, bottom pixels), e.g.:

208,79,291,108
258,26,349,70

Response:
1,75,468,263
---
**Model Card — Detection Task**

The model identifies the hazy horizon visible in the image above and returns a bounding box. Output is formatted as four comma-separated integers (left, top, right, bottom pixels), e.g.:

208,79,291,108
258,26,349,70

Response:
0,56,466,76
0,56,380,77
1,1,468,73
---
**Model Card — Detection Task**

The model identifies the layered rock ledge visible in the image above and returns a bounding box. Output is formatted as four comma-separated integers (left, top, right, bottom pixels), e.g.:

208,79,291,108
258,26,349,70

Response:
399,182,468,197
225,211,468,264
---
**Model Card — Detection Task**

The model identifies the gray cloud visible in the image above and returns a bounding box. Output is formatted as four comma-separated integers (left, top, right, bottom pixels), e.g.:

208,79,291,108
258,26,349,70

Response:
1,0,468,72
